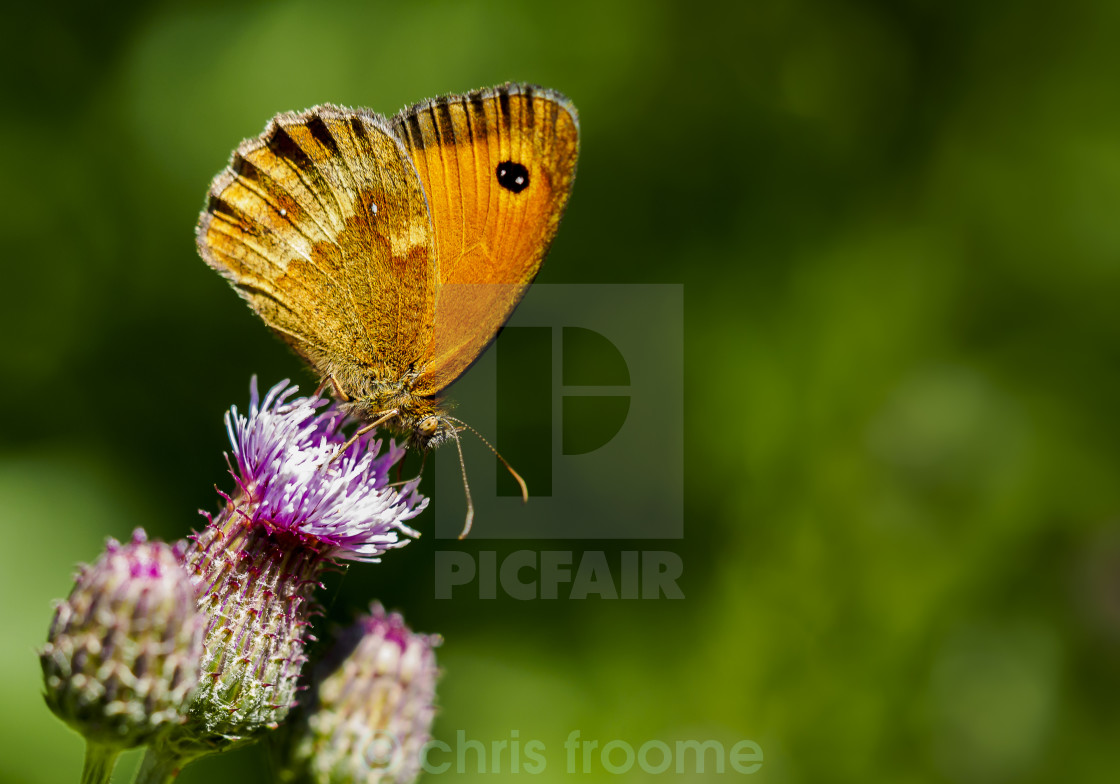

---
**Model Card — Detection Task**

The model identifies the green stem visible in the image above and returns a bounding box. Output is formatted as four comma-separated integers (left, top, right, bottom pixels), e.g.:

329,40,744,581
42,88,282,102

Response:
81,744,120,784
132,747,182,784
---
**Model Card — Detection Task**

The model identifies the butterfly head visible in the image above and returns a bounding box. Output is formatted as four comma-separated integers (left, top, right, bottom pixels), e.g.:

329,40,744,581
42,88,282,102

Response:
411,414,457,451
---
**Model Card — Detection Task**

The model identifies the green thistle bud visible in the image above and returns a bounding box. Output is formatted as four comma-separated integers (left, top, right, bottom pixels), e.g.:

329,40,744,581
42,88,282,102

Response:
283,603,441,784
40,529,203,783
161,505,327,759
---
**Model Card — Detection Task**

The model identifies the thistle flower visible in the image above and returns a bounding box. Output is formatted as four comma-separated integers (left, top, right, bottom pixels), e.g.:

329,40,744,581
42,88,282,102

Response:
221,378,427,562
40,529,203,784
283,603,441,784
153,378,427,768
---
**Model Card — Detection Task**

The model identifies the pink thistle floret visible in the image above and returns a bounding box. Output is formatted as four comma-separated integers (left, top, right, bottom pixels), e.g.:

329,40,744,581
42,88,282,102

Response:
222,378,428,562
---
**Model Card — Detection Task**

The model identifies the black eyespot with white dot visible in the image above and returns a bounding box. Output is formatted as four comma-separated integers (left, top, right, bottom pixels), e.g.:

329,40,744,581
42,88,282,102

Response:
496,161,530,193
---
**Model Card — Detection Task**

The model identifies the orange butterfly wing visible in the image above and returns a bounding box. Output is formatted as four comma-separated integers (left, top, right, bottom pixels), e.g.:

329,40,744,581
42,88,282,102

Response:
197,105,437,393
198,86,578,412
390,83,580,396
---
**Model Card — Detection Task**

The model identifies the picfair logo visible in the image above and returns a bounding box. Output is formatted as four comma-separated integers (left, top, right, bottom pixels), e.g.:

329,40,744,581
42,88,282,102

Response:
435,284,683,539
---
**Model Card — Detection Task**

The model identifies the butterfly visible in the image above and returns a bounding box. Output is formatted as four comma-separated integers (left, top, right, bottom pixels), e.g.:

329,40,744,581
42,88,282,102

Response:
196,83,579,535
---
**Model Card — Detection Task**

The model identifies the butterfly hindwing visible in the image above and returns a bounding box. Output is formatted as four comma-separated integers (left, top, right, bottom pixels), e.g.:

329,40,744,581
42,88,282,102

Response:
197,105,438,389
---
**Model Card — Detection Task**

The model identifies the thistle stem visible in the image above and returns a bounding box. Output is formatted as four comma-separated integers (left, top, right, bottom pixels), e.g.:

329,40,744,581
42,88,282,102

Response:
81,744,120,784
133,747,182,784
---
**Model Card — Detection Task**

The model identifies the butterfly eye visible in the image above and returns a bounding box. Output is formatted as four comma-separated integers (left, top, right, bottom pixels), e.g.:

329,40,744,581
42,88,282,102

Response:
496,161,530,193
417,416,440,437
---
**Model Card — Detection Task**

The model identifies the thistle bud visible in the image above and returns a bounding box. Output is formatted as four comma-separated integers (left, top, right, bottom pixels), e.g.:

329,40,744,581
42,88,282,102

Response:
284,603,441,784
40,529,203,781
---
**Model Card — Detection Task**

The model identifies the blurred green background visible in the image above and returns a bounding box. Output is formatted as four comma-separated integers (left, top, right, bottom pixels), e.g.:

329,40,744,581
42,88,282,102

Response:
2,0,1119,782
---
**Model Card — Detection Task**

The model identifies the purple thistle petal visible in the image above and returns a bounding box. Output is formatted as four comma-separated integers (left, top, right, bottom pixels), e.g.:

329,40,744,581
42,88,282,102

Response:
221,378,428,562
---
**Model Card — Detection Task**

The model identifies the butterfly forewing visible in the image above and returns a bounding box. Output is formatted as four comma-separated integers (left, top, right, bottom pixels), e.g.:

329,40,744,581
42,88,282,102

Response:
389,84,580,395
197,106,438,387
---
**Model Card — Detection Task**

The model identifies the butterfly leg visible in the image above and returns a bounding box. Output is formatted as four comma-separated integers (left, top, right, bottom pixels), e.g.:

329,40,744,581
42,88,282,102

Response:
388,451,429,489
326,408,400,465
315,375,350,401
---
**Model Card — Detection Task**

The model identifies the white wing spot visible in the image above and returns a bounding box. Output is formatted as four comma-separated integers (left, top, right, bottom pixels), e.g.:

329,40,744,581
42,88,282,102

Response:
279,208,287,217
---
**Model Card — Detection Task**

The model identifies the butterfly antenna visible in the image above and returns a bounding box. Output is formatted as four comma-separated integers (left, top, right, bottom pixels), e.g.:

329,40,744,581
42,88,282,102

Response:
446,416,529,503
450,428,474,539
